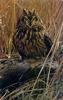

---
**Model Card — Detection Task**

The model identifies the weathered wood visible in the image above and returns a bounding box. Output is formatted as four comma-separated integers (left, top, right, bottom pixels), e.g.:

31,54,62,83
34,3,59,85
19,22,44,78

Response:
0,59,31,92
0,58,56,95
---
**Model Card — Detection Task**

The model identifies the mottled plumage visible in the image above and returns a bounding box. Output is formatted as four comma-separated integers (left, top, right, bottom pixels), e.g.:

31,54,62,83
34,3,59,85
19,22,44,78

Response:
13,9,53,60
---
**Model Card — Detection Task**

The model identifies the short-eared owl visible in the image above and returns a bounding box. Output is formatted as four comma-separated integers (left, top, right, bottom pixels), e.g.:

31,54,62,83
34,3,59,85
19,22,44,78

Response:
13,9,53,60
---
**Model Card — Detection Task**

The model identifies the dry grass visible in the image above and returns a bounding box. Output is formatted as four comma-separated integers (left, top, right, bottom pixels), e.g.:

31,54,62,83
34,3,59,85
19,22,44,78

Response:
0,0,63,100
0,0,62,58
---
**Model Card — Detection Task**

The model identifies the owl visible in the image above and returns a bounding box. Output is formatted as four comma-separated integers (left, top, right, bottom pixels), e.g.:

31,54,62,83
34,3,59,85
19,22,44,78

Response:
13,9,53,60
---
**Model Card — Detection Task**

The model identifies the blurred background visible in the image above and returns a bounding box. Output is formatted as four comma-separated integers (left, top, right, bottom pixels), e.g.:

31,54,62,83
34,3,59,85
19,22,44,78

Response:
0,0,63,58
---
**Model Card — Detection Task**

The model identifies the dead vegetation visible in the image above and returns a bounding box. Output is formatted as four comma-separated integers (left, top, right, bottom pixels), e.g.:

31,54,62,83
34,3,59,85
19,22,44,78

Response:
0,0,63,58
0,0,63,100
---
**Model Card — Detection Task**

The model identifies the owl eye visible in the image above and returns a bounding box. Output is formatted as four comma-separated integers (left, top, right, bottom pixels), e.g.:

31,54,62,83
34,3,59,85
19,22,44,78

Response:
38,26,44,31
32,27,38,32
33,28,37,32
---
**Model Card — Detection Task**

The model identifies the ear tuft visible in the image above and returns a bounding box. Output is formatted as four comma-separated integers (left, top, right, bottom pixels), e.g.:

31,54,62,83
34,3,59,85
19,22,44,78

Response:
23,9,27,15
32,9,35,15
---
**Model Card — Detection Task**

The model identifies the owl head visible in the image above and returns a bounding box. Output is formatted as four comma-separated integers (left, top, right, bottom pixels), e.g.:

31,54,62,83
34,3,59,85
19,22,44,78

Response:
16,9,44,35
